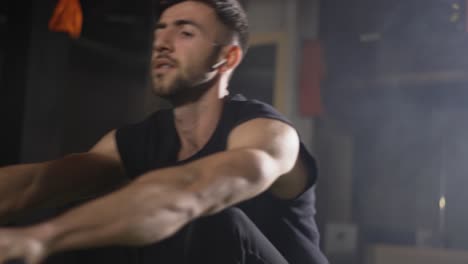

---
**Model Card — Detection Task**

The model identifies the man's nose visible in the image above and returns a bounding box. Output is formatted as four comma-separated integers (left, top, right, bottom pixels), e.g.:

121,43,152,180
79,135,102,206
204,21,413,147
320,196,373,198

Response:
153,30,174,52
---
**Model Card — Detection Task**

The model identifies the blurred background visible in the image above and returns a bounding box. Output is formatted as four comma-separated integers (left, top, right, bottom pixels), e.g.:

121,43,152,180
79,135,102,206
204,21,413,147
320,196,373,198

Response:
3,0,468,263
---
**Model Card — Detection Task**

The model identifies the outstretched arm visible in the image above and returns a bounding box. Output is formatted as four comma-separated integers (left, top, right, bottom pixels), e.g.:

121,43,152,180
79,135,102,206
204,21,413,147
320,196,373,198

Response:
0,118,301,264
0,130,127,225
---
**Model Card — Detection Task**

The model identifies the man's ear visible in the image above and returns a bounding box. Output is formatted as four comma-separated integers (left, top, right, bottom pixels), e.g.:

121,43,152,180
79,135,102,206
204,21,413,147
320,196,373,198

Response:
219,45,243,72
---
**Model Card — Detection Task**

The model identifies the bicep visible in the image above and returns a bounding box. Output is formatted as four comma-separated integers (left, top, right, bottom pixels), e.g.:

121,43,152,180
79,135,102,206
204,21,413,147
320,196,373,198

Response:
227,118,300,182
228,119,311,199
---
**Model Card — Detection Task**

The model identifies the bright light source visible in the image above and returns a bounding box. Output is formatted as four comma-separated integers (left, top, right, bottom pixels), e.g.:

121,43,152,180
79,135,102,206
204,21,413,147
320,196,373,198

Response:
439,196,446,210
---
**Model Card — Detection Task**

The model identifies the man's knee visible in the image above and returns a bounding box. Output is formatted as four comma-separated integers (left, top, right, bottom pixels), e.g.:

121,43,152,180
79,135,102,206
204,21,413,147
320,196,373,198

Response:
194,207,251,237
210,207,249,224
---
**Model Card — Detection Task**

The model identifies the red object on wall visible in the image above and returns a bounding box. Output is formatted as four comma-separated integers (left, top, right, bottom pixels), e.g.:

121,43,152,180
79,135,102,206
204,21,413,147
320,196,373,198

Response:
298,39,325,117
49,0,83,39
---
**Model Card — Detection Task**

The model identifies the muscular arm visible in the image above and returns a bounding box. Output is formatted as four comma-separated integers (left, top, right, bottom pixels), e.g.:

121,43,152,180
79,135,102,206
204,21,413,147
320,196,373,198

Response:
0,130,127,224
22,118,301,256
0,119,305,263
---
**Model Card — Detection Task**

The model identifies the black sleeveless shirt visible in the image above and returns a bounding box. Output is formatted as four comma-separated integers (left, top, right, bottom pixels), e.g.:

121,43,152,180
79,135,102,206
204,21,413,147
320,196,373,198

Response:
115,94,328,264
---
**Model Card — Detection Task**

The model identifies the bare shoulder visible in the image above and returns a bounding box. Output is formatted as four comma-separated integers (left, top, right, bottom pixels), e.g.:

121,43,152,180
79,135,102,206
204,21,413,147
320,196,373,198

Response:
84,129,127,186
89,129,122,162
227,118,308,199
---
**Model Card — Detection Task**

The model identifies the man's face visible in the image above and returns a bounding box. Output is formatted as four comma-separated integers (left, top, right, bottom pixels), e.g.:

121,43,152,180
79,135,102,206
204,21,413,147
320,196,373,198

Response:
151,1,226,99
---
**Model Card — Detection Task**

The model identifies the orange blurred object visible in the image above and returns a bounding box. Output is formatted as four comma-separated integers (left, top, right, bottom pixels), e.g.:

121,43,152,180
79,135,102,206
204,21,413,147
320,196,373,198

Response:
48,0,83,39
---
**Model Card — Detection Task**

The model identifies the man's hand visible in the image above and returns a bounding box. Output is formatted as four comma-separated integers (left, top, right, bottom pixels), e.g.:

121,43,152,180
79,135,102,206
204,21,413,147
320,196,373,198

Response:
0,227,49,264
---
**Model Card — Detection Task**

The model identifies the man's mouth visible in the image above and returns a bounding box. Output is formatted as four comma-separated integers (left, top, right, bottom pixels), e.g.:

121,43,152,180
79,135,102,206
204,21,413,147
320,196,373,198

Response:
154,65,174,75
152,58,177,74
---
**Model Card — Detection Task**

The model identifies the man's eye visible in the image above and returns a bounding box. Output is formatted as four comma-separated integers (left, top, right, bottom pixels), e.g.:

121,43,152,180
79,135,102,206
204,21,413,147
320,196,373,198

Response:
181,31,194,37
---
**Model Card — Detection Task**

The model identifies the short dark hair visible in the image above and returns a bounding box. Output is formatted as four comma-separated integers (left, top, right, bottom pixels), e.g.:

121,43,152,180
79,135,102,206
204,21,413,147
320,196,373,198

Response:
156,0,249,55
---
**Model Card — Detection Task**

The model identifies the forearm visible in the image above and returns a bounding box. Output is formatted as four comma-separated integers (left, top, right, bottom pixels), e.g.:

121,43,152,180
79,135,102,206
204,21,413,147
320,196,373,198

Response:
35,166,199,254
182,148,276,214
0,153,125,223
30,149,277,254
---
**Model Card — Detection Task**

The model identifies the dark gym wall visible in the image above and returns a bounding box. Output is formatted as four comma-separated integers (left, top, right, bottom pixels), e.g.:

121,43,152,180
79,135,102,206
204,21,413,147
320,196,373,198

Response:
1,0,159,165
0,0,32,166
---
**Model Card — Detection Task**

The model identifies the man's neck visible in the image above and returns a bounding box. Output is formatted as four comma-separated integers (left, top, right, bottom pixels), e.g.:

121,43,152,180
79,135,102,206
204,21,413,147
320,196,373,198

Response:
173,86,228,160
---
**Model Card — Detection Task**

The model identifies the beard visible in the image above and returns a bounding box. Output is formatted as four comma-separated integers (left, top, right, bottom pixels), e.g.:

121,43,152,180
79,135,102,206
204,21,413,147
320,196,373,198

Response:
151,48,222,106
152,71,217,107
